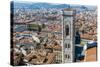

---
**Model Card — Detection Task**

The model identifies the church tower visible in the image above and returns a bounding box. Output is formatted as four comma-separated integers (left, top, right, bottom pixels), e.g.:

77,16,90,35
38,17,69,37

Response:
62,9,75,63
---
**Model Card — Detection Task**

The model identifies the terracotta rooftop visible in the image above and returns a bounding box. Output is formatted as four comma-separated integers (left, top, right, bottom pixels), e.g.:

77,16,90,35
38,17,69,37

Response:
81,34,97,41
85,47,97,61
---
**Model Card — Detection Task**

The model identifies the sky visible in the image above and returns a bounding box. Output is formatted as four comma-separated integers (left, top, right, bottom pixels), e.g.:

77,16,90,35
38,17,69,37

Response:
12,0,98,5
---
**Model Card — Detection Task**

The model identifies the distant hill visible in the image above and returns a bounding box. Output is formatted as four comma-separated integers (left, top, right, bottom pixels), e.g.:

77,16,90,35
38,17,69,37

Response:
11,1,97,11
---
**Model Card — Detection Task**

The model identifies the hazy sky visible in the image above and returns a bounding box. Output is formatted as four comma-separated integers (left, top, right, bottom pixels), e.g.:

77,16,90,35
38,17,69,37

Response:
12,0,97,5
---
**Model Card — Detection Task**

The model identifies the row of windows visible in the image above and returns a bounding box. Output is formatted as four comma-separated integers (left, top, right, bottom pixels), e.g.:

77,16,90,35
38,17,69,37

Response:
65,54,71,60
65,43,71,48
55,52,62,63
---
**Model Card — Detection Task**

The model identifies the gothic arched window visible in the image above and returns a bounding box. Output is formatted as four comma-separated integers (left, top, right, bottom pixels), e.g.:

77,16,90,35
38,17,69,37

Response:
65,25,69,36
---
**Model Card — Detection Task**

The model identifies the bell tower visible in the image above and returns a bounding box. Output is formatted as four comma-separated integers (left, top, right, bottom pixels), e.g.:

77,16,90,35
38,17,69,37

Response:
62,9,75,63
